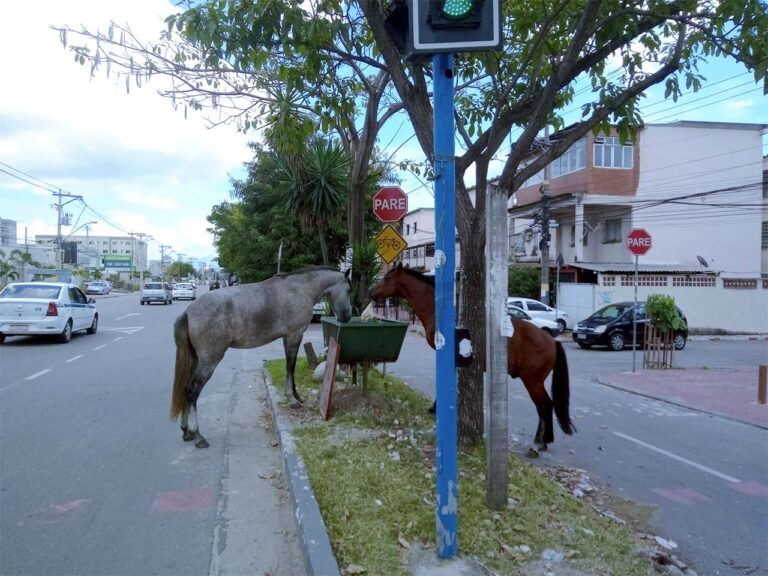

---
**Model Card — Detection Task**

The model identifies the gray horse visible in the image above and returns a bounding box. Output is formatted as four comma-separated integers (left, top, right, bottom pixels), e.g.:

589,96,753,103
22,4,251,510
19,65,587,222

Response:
170,267,352,448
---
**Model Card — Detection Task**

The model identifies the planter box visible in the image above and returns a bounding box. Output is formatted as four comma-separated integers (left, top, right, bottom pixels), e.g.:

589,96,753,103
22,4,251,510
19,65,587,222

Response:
321,316,409,364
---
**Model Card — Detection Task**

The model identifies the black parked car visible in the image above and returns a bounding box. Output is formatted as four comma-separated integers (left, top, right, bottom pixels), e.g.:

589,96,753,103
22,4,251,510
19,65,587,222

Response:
572,301,688,351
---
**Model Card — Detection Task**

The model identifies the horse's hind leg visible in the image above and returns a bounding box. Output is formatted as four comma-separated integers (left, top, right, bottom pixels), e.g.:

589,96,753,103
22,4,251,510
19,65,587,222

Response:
182,360,219,448
283,332,303,406
522,377,554,457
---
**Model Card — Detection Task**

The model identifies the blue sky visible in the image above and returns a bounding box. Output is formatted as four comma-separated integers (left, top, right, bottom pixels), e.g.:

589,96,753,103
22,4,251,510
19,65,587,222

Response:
1,1,765,263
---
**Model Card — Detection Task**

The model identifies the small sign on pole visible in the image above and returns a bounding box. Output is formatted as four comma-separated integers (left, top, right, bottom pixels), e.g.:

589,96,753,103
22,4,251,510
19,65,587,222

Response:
626,229,652,373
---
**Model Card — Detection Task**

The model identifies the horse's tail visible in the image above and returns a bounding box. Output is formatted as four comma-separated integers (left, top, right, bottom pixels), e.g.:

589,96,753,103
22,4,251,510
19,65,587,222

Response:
170,312,195,421
552,341,576,435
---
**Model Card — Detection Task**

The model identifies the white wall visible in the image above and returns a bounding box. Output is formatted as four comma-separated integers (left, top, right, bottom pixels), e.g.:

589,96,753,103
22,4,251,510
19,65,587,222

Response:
634,123,765,276
566,277,768,333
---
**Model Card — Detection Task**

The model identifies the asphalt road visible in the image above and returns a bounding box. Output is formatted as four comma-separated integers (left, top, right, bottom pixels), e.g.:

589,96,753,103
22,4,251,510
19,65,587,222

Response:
0,292,304,576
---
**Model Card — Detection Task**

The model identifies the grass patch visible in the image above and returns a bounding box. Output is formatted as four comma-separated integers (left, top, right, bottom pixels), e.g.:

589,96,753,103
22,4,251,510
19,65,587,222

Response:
266,358,656,576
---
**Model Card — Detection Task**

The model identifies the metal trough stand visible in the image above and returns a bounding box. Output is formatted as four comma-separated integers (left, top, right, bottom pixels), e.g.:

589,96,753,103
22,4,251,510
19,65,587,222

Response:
321,316,409,392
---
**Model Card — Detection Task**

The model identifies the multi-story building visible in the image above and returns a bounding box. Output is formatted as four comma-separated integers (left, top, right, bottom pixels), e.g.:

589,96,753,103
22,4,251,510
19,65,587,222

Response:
34,233,149,273
508,120,767,332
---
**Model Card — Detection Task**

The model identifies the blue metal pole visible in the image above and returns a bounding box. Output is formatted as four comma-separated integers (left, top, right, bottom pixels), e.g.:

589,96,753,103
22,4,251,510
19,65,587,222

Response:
433,52,458,559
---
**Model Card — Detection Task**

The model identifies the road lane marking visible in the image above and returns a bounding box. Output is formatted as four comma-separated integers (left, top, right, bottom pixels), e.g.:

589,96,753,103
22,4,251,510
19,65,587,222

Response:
65,355,84,363
116,313,141,321
613,431,741,483
113,337,123,342
26,369,52,380
93,345,107,351
102,326,144,334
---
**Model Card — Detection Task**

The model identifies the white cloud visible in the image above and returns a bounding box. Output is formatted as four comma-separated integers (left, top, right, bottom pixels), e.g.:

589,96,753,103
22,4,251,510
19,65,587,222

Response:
0,1,253,262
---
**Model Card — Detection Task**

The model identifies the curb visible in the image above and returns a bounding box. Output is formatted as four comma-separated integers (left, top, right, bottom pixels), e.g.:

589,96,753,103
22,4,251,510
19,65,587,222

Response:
262,369,341,576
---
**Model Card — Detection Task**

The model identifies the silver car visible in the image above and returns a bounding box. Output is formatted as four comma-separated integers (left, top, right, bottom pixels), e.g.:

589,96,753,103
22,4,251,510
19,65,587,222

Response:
0,282,98,344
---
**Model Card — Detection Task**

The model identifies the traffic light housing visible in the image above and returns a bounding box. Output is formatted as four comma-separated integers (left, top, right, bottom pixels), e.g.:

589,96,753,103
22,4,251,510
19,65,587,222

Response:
385,0,501,56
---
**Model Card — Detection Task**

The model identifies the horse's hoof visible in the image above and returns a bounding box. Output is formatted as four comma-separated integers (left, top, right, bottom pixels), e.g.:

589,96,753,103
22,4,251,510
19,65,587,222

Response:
526,448,540,458
195,437,210,449
289,399,302,409
182,430,195,442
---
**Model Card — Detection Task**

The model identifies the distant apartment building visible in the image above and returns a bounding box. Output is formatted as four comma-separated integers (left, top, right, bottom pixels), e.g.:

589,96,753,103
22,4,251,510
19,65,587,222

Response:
35,233,149,272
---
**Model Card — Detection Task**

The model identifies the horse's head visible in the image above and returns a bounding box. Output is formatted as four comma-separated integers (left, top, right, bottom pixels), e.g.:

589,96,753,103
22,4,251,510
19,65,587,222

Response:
326,269,353,323
370,263,403,301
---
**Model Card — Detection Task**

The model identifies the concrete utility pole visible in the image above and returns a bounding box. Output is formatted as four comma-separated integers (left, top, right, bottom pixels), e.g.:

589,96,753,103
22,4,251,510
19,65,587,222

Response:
539,127,552,305
159,244,172,281
52,190,82,275
130,232,151,290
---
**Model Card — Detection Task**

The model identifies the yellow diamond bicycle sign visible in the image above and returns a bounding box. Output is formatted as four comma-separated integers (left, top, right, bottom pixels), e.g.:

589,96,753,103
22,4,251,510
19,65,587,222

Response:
375,224,407,264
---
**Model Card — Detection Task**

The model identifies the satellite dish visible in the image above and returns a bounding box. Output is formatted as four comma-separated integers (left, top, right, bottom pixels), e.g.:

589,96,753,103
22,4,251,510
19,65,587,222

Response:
697,255,709,267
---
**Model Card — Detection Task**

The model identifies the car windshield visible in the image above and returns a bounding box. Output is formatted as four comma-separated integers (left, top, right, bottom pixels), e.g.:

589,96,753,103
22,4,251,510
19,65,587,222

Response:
0,284,62,299
591,303,633,320
145,283,163,290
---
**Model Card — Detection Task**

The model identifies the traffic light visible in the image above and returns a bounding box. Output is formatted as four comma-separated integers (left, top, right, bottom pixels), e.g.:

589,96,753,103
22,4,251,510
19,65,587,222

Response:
385,0,501,56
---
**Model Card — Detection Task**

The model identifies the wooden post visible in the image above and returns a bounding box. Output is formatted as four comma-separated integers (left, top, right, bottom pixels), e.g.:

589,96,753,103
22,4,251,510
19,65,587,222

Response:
759,365,767,405
304,342,319,371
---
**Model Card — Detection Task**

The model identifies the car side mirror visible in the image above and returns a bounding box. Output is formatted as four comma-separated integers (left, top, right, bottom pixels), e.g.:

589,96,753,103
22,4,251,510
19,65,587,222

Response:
88,298,96,304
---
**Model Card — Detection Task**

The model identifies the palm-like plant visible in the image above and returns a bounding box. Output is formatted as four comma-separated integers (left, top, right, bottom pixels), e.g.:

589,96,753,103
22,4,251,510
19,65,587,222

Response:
0,250,19,287
280,138,350,266
10,249,40,282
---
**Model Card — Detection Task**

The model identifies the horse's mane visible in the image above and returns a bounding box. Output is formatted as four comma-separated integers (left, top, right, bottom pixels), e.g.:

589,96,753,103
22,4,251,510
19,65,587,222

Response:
275,265,342,278
398,266,435,288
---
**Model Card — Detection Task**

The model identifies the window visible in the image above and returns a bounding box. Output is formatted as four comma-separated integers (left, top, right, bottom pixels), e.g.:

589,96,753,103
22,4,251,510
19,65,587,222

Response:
406,224,411,235
594,137,633,168
527,301,549,312
413,222,418,233
762,221,768,249
602,219,622,243
551,139,586,177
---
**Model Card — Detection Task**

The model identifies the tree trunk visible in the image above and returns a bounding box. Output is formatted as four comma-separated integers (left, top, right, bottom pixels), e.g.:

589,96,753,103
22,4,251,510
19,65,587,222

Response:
319,231,329,266
456,223,487,445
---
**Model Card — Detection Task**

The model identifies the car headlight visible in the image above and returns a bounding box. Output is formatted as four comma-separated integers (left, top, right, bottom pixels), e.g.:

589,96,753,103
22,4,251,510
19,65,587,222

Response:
593,325,607,334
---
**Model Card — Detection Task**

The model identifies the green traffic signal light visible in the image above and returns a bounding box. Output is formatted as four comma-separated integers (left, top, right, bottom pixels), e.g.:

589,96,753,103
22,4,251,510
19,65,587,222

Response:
442,0,474,19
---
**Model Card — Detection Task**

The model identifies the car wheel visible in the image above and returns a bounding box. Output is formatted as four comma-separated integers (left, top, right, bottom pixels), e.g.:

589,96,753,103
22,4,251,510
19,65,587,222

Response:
577,342,592,349
673,332,687,350
556,319,567,333
0,333,5,345
141,301,145,305
609,332,626,351
58,321,73,343
87,314,98,335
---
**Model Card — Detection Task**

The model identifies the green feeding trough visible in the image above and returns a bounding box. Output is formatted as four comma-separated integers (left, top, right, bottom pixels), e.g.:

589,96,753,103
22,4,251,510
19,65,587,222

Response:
321,316,409,390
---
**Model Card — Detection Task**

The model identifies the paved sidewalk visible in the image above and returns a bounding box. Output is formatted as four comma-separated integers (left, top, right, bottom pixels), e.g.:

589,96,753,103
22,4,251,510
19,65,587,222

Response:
597,367,768,429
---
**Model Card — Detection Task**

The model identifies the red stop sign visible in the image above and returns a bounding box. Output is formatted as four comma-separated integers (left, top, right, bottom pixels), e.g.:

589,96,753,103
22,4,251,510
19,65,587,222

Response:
626,228,652,256
373,186,408,222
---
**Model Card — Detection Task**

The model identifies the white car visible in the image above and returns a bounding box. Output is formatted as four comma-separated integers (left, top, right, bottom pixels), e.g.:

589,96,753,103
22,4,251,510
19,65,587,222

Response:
0,282,98,344
507,305,562,336
172,283,197,301
506,296,572,332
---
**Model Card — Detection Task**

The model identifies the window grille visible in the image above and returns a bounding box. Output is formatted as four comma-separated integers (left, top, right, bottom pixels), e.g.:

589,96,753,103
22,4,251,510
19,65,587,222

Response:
672,276,715,287
602,276,616,286
723,278,757,289
621,275,667,286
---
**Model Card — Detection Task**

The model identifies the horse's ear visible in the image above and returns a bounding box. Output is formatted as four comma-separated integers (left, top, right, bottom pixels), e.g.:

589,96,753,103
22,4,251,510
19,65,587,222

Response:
344,268,352,281
396,262,403,271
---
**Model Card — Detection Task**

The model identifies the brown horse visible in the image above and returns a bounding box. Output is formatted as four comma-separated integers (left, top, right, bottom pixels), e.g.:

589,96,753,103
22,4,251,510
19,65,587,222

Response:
371,263,575,453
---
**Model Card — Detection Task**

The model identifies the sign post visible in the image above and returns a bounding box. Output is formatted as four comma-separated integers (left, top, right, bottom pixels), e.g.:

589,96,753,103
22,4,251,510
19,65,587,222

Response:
626,229,652,372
